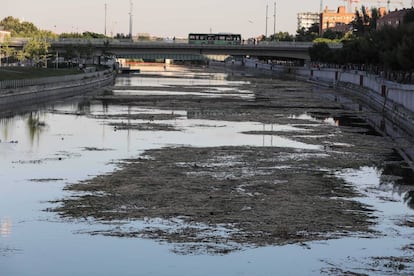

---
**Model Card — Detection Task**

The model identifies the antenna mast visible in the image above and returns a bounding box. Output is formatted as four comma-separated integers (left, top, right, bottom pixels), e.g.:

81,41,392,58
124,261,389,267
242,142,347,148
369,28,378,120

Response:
129,0,133,39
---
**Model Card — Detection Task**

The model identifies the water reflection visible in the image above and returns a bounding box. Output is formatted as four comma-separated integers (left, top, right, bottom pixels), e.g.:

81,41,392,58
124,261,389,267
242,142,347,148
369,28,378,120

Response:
290,113,339,126
0,217,12,237
0,117,12,142
404,191,414,209
115,74,247,88
77,100,91,114
27,112,47,146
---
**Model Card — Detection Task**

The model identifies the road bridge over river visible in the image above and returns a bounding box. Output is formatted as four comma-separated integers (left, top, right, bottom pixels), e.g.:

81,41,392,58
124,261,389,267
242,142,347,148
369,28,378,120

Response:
52,40,316,61
9,38,341,62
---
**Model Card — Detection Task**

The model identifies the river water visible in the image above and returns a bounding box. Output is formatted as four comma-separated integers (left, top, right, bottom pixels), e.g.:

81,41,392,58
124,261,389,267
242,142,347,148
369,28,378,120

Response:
0,67,413,275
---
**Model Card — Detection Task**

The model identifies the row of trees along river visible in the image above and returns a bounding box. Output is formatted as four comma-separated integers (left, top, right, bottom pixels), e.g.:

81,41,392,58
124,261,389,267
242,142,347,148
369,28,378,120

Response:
308,7,414,84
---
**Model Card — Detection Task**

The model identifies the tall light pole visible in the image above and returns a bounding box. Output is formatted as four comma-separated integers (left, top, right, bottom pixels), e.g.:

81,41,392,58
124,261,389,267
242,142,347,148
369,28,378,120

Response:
273,2,276,40
104,3,107,37
129,0,133,39
265,4,269,38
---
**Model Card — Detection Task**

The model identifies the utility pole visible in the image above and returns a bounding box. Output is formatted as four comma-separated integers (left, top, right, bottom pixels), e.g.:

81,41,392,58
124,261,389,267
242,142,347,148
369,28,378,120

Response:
273,2,276,40
129,0,133,39
265,4,269,38
104,3,107,37
320,0,323,13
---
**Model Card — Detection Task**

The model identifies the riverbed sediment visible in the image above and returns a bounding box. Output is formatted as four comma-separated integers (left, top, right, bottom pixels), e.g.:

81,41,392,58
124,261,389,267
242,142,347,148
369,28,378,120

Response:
51,68,414,261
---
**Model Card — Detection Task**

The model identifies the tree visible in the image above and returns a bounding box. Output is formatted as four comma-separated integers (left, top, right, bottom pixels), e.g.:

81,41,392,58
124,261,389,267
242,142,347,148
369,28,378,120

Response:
308,23,320,34
395,24,414,76
81,31,106,39
270,32,294,41
309,42,334,63
16,50,27,64
1,36,15,65
352,7,381,36
403,9,414,24
369,8,379,32
24,36,50,66
296,23,320,42
296,23,319,42
322,29,344,40
0,16,39,37
60,32,84,39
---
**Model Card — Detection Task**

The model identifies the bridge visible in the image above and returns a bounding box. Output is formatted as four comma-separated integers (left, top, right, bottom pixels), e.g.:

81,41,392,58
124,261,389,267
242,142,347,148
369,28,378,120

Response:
50,39,315,61
9,38,342,62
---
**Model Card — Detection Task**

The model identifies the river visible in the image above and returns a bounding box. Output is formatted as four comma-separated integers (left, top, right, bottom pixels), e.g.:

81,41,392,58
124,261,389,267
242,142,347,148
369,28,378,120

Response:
0,66,413,275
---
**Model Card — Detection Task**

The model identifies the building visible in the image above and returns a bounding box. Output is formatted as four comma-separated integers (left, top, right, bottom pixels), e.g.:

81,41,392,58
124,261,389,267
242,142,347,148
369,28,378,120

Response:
377,8,412,29
297,12,320,31
319,6,355,34
327,23,354,34
321,6,387,35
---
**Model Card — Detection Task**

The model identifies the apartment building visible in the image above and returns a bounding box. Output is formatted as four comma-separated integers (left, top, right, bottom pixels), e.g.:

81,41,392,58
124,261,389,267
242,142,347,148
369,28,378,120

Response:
297,12,320,31
319,6,355,34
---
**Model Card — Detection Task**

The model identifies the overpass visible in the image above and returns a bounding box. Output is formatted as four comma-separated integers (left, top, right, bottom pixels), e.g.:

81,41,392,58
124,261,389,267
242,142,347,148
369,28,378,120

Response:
9,38,342,62
50,39,315,61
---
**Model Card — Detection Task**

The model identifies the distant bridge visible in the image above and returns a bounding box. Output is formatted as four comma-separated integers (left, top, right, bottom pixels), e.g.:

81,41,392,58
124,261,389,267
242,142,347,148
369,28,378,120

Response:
9,38,342,61
51,40,313,61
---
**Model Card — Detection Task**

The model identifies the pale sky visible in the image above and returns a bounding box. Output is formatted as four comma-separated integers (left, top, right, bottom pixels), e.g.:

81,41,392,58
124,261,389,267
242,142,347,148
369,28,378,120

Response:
1,0,412,38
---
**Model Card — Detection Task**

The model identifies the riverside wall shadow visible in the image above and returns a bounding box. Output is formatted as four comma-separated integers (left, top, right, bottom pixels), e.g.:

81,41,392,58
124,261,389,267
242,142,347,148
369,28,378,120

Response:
0,69,116,114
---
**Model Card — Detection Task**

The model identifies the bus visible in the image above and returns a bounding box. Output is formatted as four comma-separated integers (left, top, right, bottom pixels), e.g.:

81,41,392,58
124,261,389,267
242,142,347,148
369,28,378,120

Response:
188,33,242,45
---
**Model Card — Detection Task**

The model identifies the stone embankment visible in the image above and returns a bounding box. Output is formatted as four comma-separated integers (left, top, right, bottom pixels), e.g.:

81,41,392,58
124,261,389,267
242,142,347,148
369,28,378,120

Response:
243,58,414,138
0,69,115,112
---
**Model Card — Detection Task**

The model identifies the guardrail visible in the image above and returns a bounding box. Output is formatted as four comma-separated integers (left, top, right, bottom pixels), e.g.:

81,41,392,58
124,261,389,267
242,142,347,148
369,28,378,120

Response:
7,37,342,50
48,39,328,48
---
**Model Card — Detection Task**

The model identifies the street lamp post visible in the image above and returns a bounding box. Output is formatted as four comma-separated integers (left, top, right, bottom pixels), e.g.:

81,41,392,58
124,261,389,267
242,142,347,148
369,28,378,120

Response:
104,3,107,37
129,0,133,39
265,4,269,38
273,2,276,40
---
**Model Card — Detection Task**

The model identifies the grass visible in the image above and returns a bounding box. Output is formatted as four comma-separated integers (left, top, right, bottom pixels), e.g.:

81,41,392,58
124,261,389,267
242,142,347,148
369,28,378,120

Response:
0,67,82,81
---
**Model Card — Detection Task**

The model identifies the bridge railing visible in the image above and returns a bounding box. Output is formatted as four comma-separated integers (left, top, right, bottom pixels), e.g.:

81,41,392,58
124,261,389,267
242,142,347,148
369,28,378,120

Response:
257,41,342,48
48,38,335,48
50,38,190,45
9,37,342,50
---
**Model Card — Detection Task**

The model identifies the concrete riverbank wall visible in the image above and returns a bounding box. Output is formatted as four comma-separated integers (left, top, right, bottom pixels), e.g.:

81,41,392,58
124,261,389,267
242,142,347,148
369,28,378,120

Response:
243,58,414,138
0,69,115,112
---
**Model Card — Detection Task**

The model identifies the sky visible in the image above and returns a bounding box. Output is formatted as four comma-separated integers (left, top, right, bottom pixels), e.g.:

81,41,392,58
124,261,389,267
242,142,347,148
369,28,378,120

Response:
1,0,412,38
